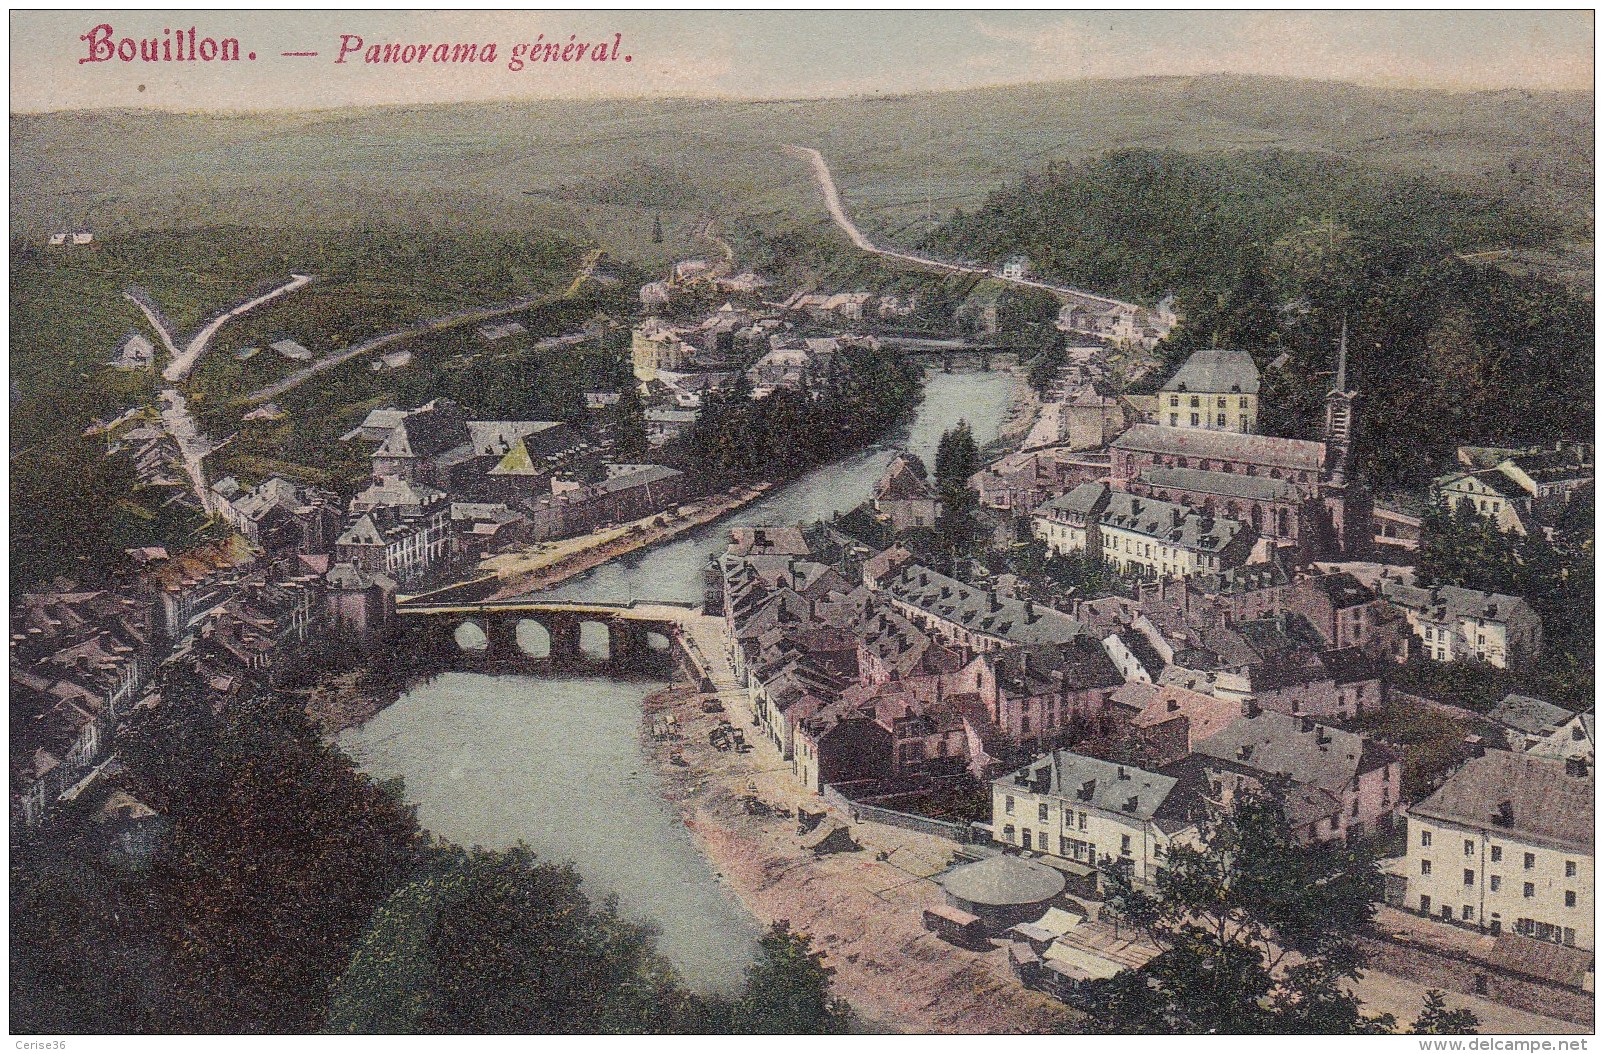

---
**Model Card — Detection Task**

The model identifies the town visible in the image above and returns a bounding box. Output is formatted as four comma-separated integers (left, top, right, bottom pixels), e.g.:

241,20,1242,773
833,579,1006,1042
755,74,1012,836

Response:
15,214,1593,1032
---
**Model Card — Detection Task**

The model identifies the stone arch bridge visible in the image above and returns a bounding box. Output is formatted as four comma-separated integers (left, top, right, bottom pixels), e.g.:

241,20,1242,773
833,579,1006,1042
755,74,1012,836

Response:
394,597,702,670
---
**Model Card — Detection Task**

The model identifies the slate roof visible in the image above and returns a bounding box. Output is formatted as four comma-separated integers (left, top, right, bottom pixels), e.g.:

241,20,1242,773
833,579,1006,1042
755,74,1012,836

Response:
880,564,1083,647
1487,693,1575,737
374,402,469,459
1099,492,1246,554
1160,348,1261,395
1138,467,1300,504
875,452,934,501
1000,750,1194,827
1110,682,1240,742
1412,751,1591,851
1114,424,1327,473
1034,481,1111,520
1379,580,1535,625
1192,709,1394,789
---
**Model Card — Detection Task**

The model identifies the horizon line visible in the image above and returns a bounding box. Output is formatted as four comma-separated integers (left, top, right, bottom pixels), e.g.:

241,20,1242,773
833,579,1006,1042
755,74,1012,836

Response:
9,70,1593,118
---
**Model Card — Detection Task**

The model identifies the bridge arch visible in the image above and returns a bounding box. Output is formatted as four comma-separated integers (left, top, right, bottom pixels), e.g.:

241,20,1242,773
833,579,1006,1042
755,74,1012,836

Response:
515,619,552,660
578,620,612,662
453,620,489,652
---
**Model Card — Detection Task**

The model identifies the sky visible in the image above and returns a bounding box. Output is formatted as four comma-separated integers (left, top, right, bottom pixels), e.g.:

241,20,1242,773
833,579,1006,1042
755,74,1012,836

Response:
9,9,1595,113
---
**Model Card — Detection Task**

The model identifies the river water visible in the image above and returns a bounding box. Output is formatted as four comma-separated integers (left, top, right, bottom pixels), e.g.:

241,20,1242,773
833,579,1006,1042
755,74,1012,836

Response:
338,367,1019,991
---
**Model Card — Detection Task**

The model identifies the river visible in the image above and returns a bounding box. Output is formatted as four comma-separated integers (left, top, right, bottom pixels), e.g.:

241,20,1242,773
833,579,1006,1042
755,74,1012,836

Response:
338,366,1020,991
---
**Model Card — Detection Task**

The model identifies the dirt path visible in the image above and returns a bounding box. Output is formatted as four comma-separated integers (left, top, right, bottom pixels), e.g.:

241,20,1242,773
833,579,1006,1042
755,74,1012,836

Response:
640,675,1075,1034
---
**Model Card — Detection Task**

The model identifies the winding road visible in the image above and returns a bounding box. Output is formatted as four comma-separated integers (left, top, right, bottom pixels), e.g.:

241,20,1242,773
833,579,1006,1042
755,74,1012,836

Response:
243,293,555,405
783,145,1141,314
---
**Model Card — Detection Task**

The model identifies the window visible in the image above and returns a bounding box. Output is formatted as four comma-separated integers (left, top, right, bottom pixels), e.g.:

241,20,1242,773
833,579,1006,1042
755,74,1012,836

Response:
1217,396,1226,407
1421,830,1433,847
1022,830,1032,850
1121,834,1132,855
1170,395,1179,407
1440,905,1452,920
1491,846,1502,862
1566,891,1577,908
1190,396,1199,408
1003,824,1015,840
1524,882,1535,899
1004,796,1014,815
1061,836,1072,856
1565,928,1576,946
1462,905,1474,921
1490,875,1501,892
1078,813,1087,832
1524,852,1536,870
1216,413,1226,426
1038,803,1049,822
1420,895,1432,913
1191,413,1199,426
1239,397,1248,408
1464,869,1475,886
1421,860,1432,875
1464,839,1475,856
1566,860,1577,878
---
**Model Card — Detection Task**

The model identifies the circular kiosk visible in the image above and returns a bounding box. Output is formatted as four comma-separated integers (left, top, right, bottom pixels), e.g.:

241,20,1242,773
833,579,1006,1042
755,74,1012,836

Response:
939,855,1066,933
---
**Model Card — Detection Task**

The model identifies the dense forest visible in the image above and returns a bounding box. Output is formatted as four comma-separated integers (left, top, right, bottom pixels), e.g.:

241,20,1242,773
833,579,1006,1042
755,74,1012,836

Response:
924,149,1593,488
676,339,923,485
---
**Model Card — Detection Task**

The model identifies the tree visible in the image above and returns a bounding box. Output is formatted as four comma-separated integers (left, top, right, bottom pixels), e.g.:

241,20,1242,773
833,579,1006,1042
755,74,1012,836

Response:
328,847,693,1034
1083,785,1413,1034
731,922,853,1034
1410,989,1480,1035
612,385,648,462
933,421,978,519
118,675,425,1032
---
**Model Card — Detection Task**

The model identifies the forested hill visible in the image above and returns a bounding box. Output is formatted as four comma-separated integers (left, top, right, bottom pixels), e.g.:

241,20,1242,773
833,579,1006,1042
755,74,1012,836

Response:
924,149,1593,488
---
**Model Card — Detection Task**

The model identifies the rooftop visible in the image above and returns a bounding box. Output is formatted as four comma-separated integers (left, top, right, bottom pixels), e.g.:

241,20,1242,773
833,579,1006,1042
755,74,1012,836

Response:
1412,751,1591,851
1160,348,1261,395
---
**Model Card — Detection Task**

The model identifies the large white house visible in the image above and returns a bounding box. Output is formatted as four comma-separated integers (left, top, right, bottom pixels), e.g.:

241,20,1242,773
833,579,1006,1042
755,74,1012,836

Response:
1395,751,1592,951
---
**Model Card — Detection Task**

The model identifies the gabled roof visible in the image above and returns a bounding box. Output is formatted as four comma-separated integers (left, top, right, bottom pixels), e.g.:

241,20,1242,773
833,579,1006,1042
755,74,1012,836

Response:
1114,424,1326,473
1138,467,1299,504
999,750,1193,826
1099,492,1246,554
1160,348,1261,395
1412,751,1591,851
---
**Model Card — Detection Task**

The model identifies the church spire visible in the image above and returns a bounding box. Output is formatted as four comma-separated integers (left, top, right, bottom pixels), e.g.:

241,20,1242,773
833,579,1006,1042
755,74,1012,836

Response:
1335,313,1348,393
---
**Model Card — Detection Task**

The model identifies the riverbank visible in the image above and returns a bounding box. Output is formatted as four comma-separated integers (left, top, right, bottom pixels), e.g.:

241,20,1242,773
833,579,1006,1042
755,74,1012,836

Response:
483,482,772,599
992,366,1039,448
300,666,417,736
639,670,1075,1034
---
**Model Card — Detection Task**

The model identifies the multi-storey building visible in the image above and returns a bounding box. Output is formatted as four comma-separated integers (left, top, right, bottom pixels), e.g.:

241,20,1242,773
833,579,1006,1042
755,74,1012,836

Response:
1398,751,1592,950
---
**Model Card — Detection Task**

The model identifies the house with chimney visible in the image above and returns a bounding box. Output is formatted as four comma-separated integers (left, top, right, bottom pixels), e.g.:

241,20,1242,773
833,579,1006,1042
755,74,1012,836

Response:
992,750,1203,888
1187,703,1402,845
1393,751,1592,950
875,563,1084,657
1379,579,1542,670
1158,348,1260,433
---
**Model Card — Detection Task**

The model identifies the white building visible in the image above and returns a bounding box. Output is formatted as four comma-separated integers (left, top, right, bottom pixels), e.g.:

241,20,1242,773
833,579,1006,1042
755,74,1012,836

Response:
1379,580,1542,670
1396,751,1592,950
993,750,1199,888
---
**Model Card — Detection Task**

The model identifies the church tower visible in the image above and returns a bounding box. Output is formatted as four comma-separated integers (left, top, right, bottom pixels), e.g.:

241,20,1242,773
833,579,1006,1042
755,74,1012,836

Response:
1320,314,1372,557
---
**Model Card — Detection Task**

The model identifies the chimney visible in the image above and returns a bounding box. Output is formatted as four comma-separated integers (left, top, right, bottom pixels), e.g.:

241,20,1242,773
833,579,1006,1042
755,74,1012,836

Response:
1566,756,1590,778
1300,715,1315,734
1125,796,1140,812
1241,698,1261,719
989,592,1002,613
1493,800,1515,827
1117,765,1130,780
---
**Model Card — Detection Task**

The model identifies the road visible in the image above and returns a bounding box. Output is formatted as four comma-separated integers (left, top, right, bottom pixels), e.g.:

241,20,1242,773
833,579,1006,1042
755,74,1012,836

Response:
243,293,555,405
783,144,1141,313
163,274,314,382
